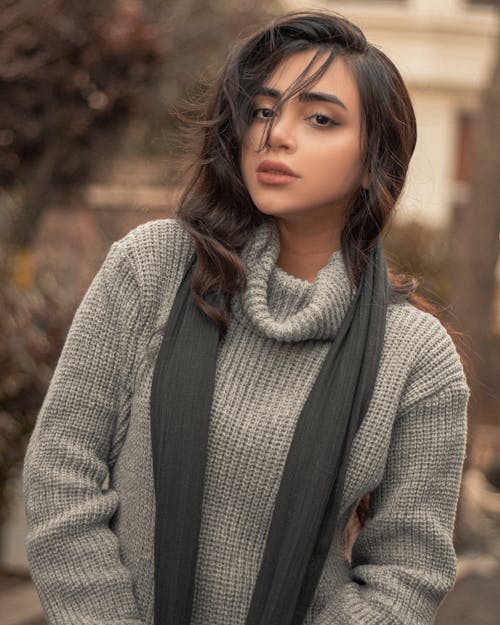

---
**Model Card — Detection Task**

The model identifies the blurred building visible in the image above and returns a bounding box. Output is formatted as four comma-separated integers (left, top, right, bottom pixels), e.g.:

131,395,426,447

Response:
288,0,499,226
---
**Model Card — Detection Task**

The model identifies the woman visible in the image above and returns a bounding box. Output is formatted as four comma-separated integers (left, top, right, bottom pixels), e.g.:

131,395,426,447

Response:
23,10,470,625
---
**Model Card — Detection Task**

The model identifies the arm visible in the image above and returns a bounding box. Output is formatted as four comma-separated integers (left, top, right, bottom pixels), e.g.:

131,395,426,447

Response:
22,240,147,625
312,384,469,625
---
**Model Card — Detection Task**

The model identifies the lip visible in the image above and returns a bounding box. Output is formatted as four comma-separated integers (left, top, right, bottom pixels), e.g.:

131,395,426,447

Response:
256,160,299,177
256,160,299,185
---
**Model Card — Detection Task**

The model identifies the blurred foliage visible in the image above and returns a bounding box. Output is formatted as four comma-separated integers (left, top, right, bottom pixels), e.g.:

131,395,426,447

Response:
0,246,77,528
384,218,453,308
0,0,284,244
0,0,164,244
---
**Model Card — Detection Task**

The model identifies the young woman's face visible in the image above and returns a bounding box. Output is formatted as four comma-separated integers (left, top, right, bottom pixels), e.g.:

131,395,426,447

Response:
240,49,368,228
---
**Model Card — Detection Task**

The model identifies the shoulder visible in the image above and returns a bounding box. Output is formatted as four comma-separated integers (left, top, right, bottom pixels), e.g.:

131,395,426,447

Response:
116,217,195,273
385,300,470,412
108,217,195,293
91,218,195,333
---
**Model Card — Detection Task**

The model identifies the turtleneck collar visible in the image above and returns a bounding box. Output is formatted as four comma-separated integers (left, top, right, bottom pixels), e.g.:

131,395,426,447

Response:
230,220,357,343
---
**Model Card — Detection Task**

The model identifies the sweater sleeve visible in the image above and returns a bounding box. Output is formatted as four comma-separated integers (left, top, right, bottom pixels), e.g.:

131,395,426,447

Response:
310,320,470,625
22,240,147,625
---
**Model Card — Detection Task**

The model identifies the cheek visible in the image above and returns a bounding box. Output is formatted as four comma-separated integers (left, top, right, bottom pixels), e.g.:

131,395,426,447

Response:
241,129,259,167
313,139,364,186
243,124,264,152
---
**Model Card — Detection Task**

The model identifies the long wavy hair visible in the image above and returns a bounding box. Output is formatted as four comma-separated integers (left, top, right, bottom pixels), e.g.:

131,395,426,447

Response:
175,10,427,326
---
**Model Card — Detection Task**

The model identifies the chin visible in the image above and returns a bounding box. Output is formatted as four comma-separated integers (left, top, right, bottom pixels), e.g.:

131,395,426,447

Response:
256,204,311,221
252,199,299,216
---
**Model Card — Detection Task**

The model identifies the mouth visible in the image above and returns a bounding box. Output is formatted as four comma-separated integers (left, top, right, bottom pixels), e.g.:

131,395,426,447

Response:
256,160,298,177
256,160,299,185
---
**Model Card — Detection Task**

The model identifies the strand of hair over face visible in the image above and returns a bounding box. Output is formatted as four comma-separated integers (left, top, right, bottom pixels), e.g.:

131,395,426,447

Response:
174,10,470,384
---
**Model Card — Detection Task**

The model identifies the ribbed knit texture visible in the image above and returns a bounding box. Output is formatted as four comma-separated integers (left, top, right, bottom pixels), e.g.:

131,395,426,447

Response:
23,218,470,625
231,220,356,342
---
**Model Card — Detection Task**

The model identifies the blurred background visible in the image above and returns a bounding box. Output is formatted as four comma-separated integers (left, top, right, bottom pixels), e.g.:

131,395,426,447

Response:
0,0,498,623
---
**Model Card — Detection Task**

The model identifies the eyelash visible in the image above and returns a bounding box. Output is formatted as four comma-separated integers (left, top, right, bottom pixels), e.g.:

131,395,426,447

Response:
252,107,274,120
252,107,339,128
308,113,340,128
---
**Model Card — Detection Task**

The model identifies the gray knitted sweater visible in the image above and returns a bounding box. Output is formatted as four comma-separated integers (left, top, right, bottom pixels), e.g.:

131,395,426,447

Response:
23,217,470,625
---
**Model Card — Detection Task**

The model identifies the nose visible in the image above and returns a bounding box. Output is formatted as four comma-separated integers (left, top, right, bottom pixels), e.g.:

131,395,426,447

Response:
265,108,296,152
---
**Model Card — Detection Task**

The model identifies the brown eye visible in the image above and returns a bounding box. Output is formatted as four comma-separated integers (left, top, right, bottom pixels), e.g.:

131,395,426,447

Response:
253,107,275,120
308,114,339,128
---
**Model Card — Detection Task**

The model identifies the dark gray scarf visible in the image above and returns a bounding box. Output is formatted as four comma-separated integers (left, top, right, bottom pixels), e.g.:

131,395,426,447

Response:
150,238,389,625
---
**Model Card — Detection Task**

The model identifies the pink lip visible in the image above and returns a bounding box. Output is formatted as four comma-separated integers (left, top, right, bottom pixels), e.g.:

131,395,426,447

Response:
256,160,299,185
256,160,299,177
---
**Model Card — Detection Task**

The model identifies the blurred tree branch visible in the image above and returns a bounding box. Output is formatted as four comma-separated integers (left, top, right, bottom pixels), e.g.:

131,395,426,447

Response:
451,20,500,550
0,0,283,245
0,245,75,528
0,0,164,245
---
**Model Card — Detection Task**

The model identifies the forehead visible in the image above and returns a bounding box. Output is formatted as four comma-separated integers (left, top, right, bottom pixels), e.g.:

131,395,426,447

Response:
263,49,361,113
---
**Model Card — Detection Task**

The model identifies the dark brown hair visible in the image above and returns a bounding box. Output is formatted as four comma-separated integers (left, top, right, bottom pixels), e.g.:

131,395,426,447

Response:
175,9,469,363
174,9,469,534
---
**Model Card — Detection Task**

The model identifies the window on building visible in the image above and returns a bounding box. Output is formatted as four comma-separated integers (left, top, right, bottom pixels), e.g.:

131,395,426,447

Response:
329,0,409,5
454,112,475,184
467,0,500,7
452,111,476,205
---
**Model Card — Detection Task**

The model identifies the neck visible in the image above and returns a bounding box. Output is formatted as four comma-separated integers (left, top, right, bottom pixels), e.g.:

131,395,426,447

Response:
275,219,343,283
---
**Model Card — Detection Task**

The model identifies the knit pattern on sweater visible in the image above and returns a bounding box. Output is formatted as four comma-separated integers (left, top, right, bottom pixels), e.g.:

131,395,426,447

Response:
23,218,470,625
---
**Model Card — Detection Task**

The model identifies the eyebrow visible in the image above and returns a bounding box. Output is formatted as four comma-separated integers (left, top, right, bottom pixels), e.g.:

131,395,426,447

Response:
255,86,348,111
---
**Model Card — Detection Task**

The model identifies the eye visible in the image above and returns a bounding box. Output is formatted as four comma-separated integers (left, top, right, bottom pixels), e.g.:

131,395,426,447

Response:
308,113,339,128
252,107,276,120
